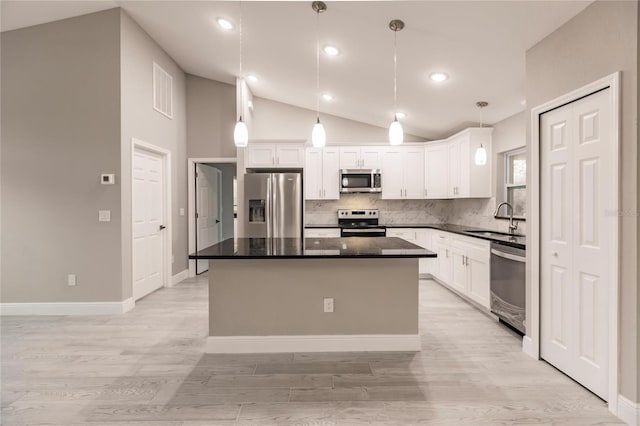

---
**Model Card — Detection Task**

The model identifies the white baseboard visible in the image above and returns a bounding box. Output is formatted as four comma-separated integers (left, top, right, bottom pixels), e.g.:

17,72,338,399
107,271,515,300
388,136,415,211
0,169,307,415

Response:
522,335,537,359
170,269,189,286
0,298,134,316
617,394,639,425
206,334,421,353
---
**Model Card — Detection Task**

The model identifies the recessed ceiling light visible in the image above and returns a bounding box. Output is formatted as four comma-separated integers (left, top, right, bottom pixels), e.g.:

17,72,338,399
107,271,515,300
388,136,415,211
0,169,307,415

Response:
429,72,448,82
520,99,527,106
216,18,234,30
322,93,333,101
395,112,407,119
323,45,340,56
247,75,259,83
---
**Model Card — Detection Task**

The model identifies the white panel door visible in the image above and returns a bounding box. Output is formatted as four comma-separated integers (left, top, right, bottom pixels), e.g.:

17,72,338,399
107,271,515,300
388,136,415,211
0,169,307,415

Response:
246,144,276,168
403,147,425,199
425,143,449,199
196,165,222,274
360,147,382,169
322,148,341,200
448,141,461,198
339,147,361,169
133,148,165,301
276,145,304,167
541,89,611,400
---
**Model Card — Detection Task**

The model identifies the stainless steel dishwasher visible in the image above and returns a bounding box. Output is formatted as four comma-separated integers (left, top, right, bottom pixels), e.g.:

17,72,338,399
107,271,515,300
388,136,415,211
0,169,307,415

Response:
490,242,526,335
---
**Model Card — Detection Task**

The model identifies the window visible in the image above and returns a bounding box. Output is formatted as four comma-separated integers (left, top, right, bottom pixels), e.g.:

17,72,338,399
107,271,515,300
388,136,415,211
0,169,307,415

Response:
504,148,526,218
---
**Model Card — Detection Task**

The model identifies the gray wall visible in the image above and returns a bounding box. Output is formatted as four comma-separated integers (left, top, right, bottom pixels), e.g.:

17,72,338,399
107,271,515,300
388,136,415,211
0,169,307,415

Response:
525,0,638,402
252,96,427,143
120,10,188,299
186,75,237,159
1,9,123,303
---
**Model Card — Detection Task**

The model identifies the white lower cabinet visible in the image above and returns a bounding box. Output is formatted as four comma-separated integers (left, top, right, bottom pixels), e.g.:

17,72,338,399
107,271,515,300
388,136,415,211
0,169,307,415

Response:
430,230,491,309
305,228,340,238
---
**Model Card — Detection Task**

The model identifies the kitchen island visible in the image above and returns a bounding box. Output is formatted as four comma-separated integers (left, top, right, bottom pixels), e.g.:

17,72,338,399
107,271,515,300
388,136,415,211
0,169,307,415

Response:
189,237,436,353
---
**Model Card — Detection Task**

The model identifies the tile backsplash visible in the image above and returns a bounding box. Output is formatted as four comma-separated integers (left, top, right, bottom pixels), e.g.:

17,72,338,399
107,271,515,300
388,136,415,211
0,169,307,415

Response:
305,194,526,236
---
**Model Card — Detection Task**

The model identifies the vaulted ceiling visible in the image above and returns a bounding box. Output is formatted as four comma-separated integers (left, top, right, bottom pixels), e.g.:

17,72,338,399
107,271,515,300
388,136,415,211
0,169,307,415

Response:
1,1,592,139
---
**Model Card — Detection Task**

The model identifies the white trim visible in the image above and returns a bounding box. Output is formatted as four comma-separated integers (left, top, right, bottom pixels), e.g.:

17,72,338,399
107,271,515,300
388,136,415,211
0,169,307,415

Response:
529,72,620,414
522,335,536,358
131,139,172,301
206,334,421,354
0,298,134,316
617,395,639,426
170,269,188,286
187,157,237,277
152,62,173,119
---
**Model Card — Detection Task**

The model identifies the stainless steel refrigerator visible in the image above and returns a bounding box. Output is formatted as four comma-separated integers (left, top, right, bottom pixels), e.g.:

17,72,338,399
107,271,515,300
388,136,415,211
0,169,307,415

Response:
244,172,303,238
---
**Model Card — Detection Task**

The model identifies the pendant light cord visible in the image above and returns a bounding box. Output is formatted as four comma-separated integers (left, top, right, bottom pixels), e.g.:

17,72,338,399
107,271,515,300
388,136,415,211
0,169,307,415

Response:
238,0,243,121
393,28,397,119
316,8,320,121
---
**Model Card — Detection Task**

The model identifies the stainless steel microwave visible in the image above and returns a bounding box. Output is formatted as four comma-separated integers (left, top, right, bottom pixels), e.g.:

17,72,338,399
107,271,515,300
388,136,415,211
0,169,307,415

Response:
340,169,382,193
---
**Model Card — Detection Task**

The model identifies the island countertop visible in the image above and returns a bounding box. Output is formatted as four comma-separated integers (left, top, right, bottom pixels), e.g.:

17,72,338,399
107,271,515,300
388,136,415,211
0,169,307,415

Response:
189,237,436,259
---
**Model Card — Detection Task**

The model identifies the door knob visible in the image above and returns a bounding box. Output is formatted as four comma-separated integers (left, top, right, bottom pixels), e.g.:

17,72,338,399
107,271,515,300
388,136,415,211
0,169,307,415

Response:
159,225,166,230
552,252,558,257
215,219,220,224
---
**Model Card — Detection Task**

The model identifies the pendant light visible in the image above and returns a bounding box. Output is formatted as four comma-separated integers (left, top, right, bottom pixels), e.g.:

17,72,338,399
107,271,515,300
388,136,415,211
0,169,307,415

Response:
233,1,249,148
474,101,488,165
311,1,327,148
388,19,405,146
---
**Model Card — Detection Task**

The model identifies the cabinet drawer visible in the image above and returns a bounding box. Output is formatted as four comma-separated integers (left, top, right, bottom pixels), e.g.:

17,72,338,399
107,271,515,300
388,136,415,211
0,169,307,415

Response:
450,234,490,260
305,228,340,238
387,228,417,242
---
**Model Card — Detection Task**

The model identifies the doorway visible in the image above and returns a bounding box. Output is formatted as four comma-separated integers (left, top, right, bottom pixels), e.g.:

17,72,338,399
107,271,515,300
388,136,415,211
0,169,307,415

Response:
530,73,619,412
188,158,237,276
132,140,172,301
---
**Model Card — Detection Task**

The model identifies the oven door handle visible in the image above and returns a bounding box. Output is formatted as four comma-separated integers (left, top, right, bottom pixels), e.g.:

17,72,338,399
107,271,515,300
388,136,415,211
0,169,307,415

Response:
342,228,385,234
491,248,525,263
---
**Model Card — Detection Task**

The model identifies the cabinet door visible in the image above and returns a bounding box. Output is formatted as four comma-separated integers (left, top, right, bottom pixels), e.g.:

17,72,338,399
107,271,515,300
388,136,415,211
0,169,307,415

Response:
381,149,404,199
425,143,449,199
339,147,361,169
403,147,425,199
467,255,490,308
276,145,304,167
457,136,470,197
434,242,452,283
361,147,382,169
450,248,467,293
247,144,276,168
304,149,323,200
448,142,460,198
322,148,340,200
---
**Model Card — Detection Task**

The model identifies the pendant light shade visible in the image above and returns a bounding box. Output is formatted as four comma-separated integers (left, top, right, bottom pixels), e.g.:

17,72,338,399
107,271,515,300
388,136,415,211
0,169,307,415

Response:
475,144,487,165
312,118,326,148
234,116,248,148
389,116,404,146
234,2,249,148
474,101,488,165
388,19,405,146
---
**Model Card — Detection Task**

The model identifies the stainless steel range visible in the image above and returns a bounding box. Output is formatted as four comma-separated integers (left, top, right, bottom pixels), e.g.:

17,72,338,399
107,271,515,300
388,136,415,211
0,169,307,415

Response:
338,209,386,237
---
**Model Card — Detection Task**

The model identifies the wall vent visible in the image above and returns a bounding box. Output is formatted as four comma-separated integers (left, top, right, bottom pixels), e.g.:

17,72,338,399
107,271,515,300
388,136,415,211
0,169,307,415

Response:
153,62,173,119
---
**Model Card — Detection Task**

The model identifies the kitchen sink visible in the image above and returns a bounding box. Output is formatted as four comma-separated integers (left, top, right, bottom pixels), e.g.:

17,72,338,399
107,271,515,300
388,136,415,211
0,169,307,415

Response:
465,230,525,238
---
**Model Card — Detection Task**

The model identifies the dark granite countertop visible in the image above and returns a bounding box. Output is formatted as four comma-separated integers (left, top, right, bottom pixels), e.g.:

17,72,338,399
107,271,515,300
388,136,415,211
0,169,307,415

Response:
304,223,526,249
189,237,436,259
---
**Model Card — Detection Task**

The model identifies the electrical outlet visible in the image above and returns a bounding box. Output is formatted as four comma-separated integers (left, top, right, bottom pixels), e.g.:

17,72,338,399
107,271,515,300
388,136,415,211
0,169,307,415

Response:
67,274,77,286
323,297,334,313
179,208,185,216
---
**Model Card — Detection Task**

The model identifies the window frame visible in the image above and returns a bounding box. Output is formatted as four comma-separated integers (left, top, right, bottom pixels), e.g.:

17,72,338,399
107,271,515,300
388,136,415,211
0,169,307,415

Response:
497,147,526,221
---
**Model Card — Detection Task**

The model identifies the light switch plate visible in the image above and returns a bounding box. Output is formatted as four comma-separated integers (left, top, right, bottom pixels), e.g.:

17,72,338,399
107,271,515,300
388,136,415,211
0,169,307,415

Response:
101,174,115,185
179,208,185,216
323,297,334,313
98,210,111,222
67,274,77,286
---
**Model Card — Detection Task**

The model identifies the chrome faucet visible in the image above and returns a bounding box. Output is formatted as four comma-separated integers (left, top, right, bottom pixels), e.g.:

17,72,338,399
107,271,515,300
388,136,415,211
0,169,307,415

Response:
494,202,519,234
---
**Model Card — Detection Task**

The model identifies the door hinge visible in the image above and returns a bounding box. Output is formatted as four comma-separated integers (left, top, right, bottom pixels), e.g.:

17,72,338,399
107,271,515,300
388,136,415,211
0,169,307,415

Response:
195,212,199,218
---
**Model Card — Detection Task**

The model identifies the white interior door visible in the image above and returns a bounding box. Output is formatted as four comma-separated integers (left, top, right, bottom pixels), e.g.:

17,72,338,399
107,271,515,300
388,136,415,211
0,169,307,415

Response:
196,164,222,274
133,148,165,301
541,88,611,400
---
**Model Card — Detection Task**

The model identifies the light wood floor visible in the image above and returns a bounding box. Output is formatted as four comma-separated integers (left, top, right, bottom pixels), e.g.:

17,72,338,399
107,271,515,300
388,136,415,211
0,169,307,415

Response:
1,276,622,425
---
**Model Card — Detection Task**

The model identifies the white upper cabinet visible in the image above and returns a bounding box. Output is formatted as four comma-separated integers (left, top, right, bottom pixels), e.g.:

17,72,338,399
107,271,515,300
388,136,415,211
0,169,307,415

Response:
339,147,382,169
447,128,492,198
304,147,340,200
381,146,425,199
246,143,305,168
425,142,450,199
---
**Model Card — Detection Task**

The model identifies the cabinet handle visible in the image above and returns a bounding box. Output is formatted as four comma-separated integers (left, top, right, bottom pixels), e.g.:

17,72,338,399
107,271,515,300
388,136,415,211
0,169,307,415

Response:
424,188,427,197
319,189,322,198
446,249,449,258
323,188,326,197
400,189,403,197
272,157,275,165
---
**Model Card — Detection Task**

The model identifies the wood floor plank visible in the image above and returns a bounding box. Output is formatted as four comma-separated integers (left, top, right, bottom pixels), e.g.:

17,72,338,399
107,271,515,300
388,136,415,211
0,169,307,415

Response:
255,362,372,375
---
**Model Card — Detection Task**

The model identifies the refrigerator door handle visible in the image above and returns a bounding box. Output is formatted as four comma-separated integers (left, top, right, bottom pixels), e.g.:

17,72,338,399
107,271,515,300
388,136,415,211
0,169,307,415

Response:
266,175,272,238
